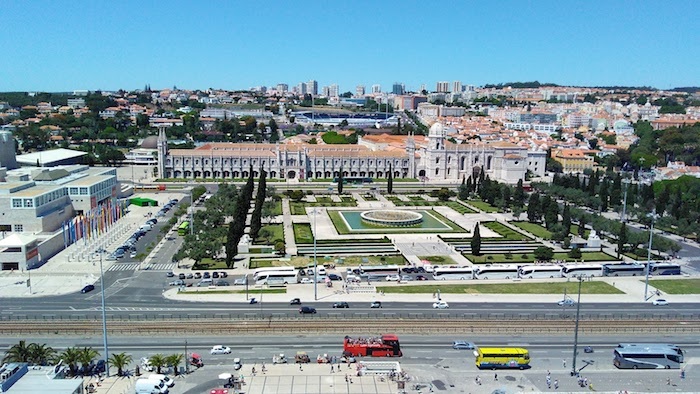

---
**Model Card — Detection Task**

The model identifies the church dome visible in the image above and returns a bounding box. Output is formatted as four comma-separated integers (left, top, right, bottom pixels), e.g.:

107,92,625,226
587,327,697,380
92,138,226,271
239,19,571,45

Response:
429,122,444,136
141,136,159,149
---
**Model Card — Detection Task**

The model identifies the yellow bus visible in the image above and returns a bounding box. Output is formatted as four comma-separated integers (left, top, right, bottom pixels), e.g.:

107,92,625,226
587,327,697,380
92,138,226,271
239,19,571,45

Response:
474,347,530,369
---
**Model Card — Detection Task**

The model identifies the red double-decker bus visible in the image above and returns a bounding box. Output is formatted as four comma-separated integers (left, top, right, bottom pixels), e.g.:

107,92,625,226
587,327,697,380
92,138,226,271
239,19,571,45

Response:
343,334,402,357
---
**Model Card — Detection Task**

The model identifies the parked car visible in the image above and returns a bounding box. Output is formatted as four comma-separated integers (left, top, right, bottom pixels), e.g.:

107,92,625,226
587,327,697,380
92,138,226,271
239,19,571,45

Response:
433,301,449,309
194,272,202,279
203,272,211,279
300,278,313,284
129,251,137,258
385,274,400,281
299,306,317,314
212,272,220,279
233,278,246,285
169,280,185,286
328,273,342,281
370,301,382,308
452,341,475,350
186,273,194,279
216,280,230,286
400,275,414,282
415,275,428,281
401,267,416,274
178,273,186,280
333,302,350,308
219,272,228,278
166,271,175,278
81,284,95,293
210,345,231,355
290,298,301,305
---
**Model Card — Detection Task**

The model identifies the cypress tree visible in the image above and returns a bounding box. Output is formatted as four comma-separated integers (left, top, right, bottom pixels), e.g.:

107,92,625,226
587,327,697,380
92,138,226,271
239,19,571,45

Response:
338,168,344,194
527,192,541,223
470,223,481,256
561,204,571,235
514,179,525,208
617,222,627,258
387,163,393,194
249,169,267,241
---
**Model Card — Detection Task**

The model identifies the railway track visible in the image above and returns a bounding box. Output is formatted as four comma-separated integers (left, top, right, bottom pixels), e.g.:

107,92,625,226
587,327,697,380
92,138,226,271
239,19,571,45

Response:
0,319,698,335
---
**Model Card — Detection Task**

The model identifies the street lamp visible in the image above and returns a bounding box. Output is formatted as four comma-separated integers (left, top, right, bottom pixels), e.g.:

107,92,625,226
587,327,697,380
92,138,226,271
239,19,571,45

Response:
620,178,631,223
313,208,318,301
570,275,583,376
644,209,660,300
93,248,110,377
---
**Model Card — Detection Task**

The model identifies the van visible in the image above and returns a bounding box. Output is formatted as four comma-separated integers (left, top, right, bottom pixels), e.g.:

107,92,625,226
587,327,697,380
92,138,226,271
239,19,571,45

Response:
148,374,174,388
134,378,168,394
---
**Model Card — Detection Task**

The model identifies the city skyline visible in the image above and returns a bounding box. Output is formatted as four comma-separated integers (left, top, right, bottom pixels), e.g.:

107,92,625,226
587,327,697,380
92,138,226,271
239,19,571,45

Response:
1,0,698,92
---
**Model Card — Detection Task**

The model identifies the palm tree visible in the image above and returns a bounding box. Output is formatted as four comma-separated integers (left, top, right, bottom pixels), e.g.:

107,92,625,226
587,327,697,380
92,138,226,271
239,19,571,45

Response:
77,347,99,376
165,354,184,376
148,354,167,374
108,352,132,377
2,340,32,363
27,343,56,366
60,347,81,377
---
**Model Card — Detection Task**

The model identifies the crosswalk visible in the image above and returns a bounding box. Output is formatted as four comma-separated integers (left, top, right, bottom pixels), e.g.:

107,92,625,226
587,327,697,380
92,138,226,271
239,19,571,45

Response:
107,262,176,272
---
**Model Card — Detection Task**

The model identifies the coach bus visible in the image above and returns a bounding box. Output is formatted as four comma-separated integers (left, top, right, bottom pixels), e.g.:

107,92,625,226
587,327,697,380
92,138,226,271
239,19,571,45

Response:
474,265,520,280
253,266,297,281
518,265,562,279
432,266,475,280
602,263,646,277
649,262,682,276
614,344,684,369
254,270,300,285
474,347,530,369
177,221,190,236
561,264,603,278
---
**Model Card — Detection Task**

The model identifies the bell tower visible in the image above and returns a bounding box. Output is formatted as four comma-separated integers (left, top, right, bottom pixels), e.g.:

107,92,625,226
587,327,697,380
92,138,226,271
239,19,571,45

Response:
157,126,168,179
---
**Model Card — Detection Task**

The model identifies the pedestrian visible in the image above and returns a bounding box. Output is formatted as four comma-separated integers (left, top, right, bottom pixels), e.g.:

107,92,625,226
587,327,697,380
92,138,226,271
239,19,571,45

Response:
331,365,334,373
667,377,671,385
345,374,348,383
475,375,481,385
547,370,550,378
680,368,685,379
547,379,551,389
583,377,588,387
563,358,566,368
299,364,303,371
554,379,558,389
494,372,498,381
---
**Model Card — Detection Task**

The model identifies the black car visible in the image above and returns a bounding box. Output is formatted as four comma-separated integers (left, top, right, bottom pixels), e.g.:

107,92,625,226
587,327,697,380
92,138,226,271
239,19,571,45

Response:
290,298,301,305
299,306,317,314
328,273,342,281
203,272,211,279
332,302,349,308
401,267,416,274
212,272,220,279
219,271,228,278
81,284,95,293
178,273,186,280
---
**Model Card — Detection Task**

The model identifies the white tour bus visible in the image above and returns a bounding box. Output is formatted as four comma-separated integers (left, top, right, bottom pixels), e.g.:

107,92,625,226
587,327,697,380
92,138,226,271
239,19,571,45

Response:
432,266,475,280
474,265,520,280
561,264,603,278
518,265,562,279
254,270,300,285
253,266,296,281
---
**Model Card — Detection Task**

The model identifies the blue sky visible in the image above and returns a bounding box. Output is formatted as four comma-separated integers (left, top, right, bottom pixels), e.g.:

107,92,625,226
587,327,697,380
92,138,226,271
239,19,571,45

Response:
0,0,697,92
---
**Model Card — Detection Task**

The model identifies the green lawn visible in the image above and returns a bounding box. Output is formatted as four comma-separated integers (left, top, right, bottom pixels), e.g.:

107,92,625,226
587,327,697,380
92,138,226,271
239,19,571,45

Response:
466,200,499,213
248,259,274,269
362,194,378,201
445,201,477,214
569,224,590,238
290,203,307,215
327,209,466,235
417,255,457,265
254,224,284,244
408,195,425,201
193,259,229,270
288,254,407,267
376,281,622,294
484,222,531,241
465,251,619,264
182,288,287,295
648,279,700,294
512,221,553,239
293,223,314,244
270,201,283,216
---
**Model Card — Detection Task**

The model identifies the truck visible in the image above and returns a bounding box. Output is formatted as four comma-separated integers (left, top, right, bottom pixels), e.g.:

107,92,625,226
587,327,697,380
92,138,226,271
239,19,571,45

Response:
343,334,402,357
134,378,169,394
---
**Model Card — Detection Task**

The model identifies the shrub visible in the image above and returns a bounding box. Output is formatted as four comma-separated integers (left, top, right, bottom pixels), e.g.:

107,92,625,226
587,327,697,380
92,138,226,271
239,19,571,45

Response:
486,256,493,260
504,252,513,260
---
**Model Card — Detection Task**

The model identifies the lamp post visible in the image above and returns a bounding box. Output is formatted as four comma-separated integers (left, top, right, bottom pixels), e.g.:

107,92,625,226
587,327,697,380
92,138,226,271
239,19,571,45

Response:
570,275,583,376
313,208,318,301
93,248,110,377
189,188,194,235
621,178,631,223
644,209,660,300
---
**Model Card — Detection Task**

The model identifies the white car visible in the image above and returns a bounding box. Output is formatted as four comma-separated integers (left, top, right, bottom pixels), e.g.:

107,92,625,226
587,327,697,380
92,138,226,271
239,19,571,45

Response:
386,274,400,281
210,345,231,355
558,299,576,306
433,301,449,309
300,278,313,284
652,299,669,306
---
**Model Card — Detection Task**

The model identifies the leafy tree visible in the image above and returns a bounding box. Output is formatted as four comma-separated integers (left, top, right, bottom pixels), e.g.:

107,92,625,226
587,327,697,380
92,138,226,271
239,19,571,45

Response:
387,164,393,194
533,246,554,261
109,352,133,376
470,223,481,255
568,247,582,259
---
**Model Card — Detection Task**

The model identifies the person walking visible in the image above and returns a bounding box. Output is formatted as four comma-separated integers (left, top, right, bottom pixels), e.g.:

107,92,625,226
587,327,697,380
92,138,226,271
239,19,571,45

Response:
563,359,566,368
554,379,558,390
330,365,334,373
494,372,498,381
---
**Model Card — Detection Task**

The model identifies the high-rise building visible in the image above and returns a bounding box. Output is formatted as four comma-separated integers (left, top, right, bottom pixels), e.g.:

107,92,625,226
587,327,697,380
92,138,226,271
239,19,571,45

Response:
452,81,462,93
371,84,381,93
392,82,405,95
436,81,450,93
297,82,307,95
307,80,318,95
355,85,365,97
276,83,288,93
